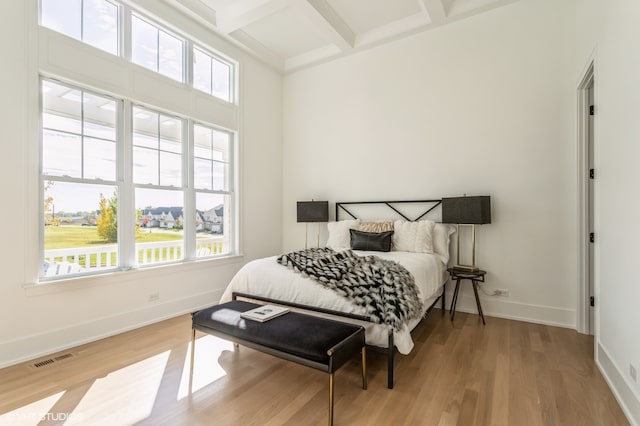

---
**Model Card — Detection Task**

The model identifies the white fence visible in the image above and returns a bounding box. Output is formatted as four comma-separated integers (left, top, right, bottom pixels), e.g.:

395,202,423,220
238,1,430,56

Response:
43,237,225,276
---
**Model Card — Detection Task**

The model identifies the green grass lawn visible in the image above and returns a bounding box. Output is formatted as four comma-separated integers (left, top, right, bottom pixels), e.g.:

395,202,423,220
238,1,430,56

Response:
45,225,182,249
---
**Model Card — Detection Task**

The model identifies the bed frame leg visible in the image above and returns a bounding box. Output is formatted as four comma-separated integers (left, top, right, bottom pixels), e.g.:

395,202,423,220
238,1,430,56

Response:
441,289,445,311
387,333,394,389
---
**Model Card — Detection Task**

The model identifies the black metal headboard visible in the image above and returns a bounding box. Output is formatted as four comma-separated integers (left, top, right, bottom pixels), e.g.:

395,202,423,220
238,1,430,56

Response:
335,199,442,222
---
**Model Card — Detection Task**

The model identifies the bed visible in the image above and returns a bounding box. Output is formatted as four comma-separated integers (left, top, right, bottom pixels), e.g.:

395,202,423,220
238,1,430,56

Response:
220,200,454,388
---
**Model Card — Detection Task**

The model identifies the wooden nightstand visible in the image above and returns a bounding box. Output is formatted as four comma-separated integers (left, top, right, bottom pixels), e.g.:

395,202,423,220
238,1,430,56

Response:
447,267,486,325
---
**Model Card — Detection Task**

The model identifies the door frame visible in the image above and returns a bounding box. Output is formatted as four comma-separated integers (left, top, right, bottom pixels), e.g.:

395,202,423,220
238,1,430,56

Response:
576,58,596,335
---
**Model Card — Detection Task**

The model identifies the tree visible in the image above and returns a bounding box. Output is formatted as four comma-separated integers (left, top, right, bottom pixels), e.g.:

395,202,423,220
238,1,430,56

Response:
43,181,59,226
97,192,118,243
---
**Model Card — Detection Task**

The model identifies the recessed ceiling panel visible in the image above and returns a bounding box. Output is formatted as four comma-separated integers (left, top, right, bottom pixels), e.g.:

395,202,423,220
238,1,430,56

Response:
242,6,330,58
326,0,421,34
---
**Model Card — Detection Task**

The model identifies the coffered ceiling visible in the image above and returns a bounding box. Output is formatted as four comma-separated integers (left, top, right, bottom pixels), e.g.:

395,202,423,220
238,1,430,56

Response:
164,0,521,73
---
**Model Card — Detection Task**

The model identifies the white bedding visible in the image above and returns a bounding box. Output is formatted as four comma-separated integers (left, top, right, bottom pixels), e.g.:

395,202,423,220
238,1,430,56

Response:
220,250,447,354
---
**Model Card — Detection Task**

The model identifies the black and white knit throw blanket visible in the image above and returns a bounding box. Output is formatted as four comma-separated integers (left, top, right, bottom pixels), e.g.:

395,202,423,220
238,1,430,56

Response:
277,248,423,331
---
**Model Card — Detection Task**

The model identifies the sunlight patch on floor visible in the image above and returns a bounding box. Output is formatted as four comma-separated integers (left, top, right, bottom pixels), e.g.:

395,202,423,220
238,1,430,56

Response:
0,391,65,426
177,335,233,399
65,350,170,425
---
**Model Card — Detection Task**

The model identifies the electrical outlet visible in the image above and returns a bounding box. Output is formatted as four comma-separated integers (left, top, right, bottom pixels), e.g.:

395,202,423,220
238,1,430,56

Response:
631,364,637,382
148,292,160,302
495,289,509,297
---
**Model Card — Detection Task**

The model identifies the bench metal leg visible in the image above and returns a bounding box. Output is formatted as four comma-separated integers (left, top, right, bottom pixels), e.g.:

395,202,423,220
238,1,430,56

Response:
361,347,367,390
189,328,196,393
329,373,334,426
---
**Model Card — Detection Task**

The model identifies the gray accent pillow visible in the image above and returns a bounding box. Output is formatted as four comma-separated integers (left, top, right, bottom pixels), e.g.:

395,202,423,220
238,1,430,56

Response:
350,229,394,252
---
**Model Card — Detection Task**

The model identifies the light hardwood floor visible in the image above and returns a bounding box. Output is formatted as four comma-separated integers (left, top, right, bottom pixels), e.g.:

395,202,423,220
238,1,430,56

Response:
0,310,629,425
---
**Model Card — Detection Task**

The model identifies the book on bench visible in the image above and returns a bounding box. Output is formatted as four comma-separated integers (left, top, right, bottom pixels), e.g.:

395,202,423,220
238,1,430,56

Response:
240,305,290,322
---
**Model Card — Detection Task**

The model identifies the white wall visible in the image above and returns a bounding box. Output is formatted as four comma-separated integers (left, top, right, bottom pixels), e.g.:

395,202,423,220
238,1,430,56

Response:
284,0,577,327
575,0,640,423
0,1,282,367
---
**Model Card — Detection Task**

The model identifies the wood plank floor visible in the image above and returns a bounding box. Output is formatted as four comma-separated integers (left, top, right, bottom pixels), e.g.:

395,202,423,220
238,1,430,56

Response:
0,310,629,425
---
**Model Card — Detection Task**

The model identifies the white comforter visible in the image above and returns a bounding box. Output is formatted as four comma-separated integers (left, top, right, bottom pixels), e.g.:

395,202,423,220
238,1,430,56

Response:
220,250,447,354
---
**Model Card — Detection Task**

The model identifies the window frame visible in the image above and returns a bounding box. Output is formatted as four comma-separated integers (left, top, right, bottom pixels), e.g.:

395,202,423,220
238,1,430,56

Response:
192,44,235,103
39,0,238,105
130,12,186,83
39,78,238,281
39,76,125,280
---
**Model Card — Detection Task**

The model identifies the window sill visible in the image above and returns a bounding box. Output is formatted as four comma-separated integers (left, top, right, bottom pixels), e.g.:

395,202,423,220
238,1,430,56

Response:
23,253,244,297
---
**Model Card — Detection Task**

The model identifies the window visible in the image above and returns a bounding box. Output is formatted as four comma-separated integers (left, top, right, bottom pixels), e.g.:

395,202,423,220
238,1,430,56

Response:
194,124,233,257
41,79,121,276
131,15,184,82
40,79,236,280
133,106,185,265
193,46,233,102
39,2,236,104
38,2,239,280
40,0,119,55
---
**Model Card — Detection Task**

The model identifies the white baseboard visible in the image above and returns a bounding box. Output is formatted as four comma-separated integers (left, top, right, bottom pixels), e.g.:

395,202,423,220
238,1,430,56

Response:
443,290,576,329
596,342,640,426
0,288,225,369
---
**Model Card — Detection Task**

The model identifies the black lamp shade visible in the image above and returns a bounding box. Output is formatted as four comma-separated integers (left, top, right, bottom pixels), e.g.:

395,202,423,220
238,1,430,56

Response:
297,201,329,223
442,196,491,224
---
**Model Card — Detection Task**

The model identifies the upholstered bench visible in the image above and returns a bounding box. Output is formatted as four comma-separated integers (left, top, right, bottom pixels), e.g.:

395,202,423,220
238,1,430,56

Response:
190,300,367,426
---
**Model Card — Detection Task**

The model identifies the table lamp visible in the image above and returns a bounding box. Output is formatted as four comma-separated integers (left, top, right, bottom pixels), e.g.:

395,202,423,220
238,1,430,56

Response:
297,201,329,249
442,196,491,271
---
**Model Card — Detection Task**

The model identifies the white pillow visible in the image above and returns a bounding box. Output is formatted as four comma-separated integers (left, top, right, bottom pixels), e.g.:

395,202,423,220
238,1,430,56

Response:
433,223,456,264
326,220,360,250
392,220,435,253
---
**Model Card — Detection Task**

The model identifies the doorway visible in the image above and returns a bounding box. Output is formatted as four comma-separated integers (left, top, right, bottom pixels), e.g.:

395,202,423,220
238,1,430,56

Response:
577,61,595,336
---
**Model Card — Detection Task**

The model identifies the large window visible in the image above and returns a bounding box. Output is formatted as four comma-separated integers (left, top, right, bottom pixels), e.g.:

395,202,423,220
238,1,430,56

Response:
40,79,236,280
40,0,119,55
38,1,238,281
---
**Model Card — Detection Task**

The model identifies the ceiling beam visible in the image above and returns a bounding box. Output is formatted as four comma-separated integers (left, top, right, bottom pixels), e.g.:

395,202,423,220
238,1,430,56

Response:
418,0,447,24
289,0,355,51
217,0,289,34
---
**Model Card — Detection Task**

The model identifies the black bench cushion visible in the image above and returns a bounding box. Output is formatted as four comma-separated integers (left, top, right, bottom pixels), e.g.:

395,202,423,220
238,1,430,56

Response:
192,300,363,364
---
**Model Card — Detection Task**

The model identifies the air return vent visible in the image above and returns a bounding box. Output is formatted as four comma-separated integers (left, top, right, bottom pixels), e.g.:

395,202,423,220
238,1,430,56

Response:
31,352,74,368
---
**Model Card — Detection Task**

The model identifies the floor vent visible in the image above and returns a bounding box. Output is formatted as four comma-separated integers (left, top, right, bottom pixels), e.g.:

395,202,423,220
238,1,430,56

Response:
31,353,74,368
33,358,55,368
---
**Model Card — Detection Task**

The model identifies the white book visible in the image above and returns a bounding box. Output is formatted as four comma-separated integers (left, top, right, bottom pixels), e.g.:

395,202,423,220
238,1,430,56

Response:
240,305,290,322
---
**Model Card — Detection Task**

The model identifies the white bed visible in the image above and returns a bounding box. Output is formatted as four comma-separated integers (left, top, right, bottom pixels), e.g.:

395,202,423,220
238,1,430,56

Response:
220,249,447,354
220,200,454,388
